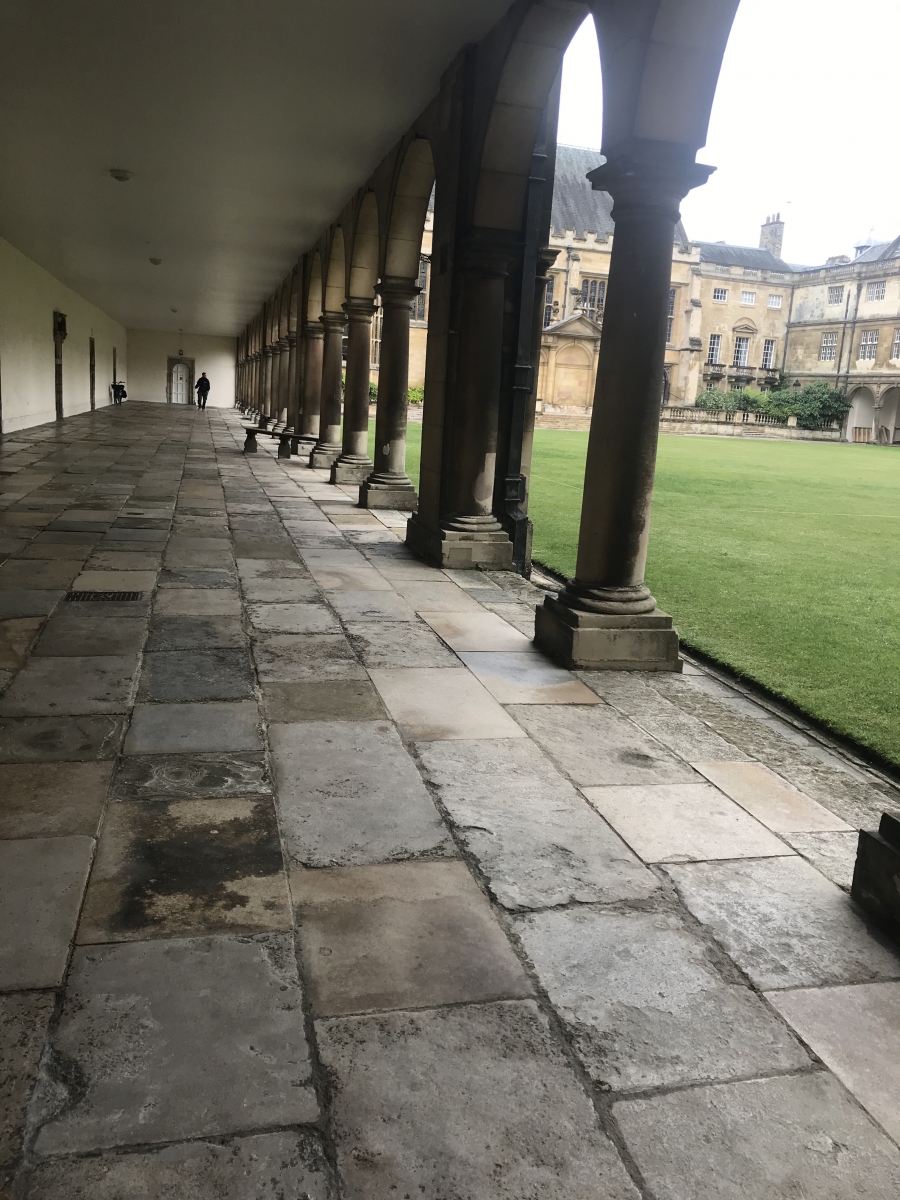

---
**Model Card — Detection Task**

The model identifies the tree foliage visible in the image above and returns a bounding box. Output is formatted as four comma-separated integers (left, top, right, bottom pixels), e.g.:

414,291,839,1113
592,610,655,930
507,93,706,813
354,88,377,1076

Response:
695,381,850,429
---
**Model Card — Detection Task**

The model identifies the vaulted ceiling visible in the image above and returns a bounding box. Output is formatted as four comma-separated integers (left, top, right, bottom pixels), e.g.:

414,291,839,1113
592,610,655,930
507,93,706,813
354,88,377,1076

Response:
0,0,513,335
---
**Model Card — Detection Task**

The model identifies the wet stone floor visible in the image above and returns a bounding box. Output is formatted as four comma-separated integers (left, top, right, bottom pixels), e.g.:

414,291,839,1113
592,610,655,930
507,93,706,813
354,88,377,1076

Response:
1,401,900,1198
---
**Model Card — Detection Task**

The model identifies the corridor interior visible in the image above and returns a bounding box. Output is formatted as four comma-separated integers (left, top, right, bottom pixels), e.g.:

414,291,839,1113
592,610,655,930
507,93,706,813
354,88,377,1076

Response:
1,402,900,1197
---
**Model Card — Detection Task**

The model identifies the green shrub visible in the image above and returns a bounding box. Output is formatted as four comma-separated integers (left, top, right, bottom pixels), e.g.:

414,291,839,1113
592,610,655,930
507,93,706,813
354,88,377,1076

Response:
695,381,849,429
368,381,378,402
408,385,425,405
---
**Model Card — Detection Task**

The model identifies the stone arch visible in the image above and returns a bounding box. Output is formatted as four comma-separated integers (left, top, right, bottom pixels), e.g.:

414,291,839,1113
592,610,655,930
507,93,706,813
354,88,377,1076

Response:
878,385,900,444
847,385,875,443
306,252,323,322
472,0,740,231
554,339,594,407
324,228,346,313
384,138,435,279
349,192,380,299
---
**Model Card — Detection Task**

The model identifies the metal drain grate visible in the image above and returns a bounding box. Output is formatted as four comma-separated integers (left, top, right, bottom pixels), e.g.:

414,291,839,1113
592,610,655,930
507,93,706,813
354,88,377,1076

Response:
65,591,144,602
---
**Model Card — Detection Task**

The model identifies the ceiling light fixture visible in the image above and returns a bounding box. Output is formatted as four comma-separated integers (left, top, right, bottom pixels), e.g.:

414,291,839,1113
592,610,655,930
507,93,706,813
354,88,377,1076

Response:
109,168,132,182
149,257,162,265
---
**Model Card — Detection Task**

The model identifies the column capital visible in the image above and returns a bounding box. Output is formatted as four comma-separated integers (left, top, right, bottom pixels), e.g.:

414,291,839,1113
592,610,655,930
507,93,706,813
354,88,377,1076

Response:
458,228,520,278
342,296,377,322
376,275,420,305
586,139,714,221
286,331,298,346
262,346,275,357
320,310,347,332
303,321,325,340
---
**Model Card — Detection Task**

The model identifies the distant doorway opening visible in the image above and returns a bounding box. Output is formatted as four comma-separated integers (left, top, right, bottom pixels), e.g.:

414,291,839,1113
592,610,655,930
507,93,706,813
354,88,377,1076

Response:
89,337,96,410
167,357,195,404
53,311,67,421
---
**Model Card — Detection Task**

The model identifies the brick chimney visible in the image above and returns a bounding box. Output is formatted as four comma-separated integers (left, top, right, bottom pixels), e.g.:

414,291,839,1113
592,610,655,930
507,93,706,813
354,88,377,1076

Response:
759,213,784,258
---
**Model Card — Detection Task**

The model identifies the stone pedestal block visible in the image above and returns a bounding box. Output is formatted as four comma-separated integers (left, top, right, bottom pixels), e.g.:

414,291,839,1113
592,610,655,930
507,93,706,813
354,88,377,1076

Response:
310,446,341,471
406,515,513,570
851,813,900,940
331,458,373,486
360,479,419,511
534,594,681,671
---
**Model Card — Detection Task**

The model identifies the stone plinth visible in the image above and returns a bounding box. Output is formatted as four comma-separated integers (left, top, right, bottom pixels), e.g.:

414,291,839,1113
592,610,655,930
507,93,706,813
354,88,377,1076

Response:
535,594,681,671
851,813,900,939
309,445,341,471
406,515,513,570
331,459,372,486
360,477,419,510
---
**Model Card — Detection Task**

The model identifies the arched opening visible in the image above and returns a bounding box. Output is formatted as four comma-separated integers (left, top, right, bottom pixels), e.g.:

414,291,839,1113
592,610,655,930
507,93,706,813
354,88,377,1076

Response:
384,139,435,279
324,227,346,315
878,386,900,444
847,386,875,443
306,252,323,322
349,192,380,300
553,341,593,408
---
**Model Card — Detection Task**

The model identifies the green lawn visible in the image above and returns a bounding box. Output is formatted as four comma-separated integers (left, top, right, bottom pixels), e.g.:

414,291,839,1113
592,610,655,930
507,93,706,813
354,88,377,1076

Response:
379,421,900,764
529,431,900,765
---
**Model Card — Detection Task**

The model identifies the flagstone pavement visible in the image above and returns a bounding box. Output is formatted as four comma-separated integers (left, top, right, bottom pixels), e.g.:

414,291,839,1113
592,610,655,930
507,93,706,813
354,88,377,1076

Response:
2,401,900,1198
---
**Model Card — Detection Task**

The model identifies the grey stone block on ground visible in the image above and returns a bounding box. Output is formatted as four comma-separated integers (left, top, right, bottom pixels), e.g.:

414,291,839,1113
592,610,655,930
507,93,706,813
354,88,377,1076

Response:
515,906,808,1091
111,751,271,801
252,631,366,681
271,721,451,867
0,715,125,762
614,1072,900,1200
316,1000,639,1200
32,933,319,1156
0,654,140,716
124,701,262,755
0,761,111,838
666,856,900,989
137,649,255,703
0,992,55,1168
20,1131,335,1199
417,738,658,908
0,836,94,988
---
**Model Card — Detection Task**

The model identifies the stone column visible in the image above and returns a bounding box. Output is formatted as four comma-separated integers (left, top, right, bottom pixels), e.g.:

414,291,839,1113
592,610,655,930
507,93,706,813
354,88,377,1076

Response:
310,310,345,469
360,277,419,510
332,298,376,484
407,234,513,569
286,332,299,433
535,144,712,670
278,339,291,425
298,323,323,454
262,347,275,422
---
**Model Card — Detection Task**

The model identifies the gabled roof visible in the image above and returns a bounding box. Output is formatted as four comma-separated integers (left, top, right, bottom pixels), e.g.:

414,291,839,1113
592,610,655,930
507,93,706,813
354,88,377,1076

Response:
551,144,689,248
543,311,602,337
694,242,795,272
852,235,900,264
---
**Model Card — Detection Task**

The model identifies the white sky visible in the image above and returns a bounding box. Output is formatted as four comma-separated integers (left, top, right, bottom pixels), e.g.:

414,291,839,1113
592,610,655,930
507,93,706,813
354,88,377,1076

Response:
557,0,900,265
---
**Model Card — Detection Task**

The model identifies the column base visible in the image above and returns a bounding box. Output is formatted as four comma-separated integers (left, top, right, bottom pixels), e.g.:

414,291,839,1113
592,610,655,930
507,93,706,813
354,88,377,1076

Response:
534,594,681,671
309,444,341,470
360,476,419,510
331,456,374,485
406,514,513,569
295,435,318,457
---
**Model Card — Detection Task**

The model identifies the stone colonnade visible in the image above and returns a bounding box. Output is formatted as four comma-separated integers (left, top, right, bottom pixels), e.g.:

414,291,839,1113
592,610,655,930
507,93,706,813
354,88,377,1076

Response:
234,0,740,670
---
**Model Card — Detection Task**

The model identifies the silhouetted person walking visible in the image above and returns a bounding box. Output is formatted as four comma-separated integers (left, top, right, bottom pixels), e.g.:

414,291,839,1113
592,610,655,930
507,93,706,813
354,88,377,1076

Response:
195,372,210,410
112,381,127,405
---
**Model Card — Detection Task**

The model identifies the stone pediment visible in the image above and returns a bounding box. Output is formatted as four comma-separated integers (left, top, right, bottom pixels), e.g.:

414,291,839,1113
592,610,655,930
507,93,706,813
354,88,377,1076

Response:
543,312,602,339
732,319,758,334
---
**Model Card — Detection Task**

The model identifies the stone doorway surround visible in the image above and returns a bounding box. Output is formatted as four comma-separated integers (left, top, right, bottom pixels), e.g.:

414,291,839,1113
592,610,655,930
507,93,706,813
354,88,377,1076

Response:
1,403,900,1197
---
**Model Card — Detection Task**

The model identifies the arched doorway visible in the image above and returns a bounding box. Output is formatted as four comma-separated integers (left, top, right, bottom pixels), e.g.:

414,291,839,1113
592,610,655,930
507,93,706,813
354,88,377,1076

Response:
847,386,875,443
167,357,194,404
878,386,900,443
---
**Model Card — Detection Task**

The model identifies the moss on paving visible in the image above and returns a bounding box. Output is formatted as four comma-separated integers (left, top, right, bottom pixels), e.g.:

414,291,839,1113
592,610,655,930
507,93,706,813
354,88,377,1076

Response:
528,431,900,766
376,422,900,764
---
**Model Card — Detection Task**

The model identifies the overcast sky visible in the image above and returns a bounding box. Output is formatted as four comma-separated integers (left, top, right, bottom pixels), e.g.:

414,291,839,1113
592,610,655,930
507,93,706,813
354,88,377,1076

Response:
557,0,900,266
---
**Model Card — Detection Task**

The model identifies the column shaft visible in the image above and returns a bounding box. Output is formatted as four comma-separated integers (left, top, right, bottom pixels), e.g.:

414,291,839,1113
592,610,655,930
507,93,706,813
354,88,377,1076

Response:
332,299,375,484
299,324,324,451
535,144,713,669
361,278,419,509
310,312,345,469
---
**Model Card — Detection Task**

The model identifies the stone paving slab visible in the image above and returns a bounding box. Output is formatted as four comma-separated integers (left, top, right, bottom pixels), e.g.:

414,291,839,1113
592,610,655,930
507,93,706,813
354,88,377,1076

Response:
370,666,526,740
247,600,339,634
344,618,460,668
124,701,262,755
137,649,255,702
293,860,532,1015
19,1131,336,1199
614,1072,900,1199
417,738,658,909
32,933,318,1156
460,650,601,703
33,610,147,657
271,721,451,867
316,1000,639,1200
515,906,809,1091
666,856,900,989
252,631,366,681
768,981,900,1144
0,715,125,762
262,679,385,722
510,703,698,787
784,829,860,890
0,618,43,670
0,761,111,838
584,781,791,863
77,796,291,942
0,836,94,988
145,614,248,650
419,608,532,651
0,590,63,619
0,991,55,1167
693,759,853,833
0,654,140,715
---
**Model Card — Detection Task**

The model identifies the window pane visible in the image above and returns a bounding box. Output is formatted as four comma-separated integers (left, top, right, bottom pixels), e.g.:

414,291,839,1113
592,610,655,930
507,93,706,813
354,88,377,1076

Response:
866,281,886,302
741,290,756,305
767,294,782,309
733,336,750,366
713,287,728,302
827,285,844,305
892,329,900,359
819,332,837,361
543,275,555,328
859,330,878,359
708,333,721,363
762,339,776,369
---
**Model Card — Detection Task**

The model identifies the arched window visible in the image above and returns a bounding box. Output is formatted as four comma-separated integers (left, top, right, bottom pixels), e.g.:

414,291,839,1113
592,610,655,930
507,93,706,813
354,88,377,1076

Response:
581,277,605,321
411,255,430,322
371,299,383,366
543,275,555,327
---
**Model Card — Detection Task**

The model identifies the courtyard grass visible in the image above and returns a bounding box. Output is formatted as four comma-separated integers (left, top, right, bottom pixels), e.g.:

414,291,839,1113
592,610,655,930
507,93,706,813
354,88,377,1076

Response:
382,422,900,765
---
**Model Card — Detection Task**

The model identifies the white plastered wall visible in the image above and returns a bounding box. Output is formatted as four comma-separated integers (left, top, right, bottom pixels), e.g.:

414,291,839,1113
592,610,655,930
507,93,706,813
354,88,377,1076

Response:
126,330,236,407
0,237,126,433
